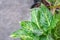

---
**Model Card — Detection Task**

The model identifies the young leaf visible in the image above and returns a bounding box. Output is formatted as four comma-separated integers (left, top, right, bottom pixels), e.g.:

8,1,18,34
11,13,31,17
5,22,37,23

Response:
39,4,53,31
20,21,43,36
10,29,33,38
10,29,40,40
40,35,54,40
31,8,41,29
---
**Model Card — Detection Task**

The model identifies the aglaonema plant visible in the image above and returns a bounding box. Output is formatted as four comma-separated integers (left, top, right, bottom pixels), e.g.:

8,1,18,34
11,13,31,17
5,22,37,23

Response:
10,4,59,40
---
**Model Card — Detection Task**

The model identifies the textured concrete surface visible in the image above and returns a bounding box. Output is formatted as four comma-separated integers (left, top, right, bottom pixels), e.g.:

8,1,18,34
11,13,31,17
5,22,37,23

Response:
0,0,33,40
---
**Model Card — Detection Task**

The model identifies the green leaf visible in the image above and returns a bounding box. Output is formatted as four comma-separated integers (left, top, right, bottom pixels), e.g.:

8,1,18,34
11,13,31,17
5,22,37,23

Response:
31,4,58,32
54,0,60,5
10,29,40,40
10,29,33,38
40,35,54,40
50,15,58,29
47,0,56,4
20,21,43,36
47,0,60,5
55,10,60,38
51,12,60,40
40,35,47,40
39,4,55,31
55,22,60,38
31,8,41,29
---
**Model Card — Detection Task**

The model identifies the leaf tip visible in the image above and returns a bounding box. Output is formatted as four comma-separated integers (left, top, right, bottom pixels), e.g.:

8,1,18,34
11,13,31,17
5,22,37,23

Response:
10,34,15,38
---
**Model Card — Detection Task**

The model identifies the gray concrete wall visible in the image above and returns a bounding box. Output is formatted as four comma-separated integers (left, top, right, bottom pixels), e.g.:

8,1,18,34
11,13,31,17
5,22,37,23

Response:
0,0,33,40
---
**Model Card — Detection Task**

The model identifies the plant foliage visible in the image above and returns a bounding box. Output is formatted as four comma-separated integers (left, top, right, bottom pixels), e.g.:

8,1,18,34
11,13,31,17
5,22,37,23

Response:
10,4,59,40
